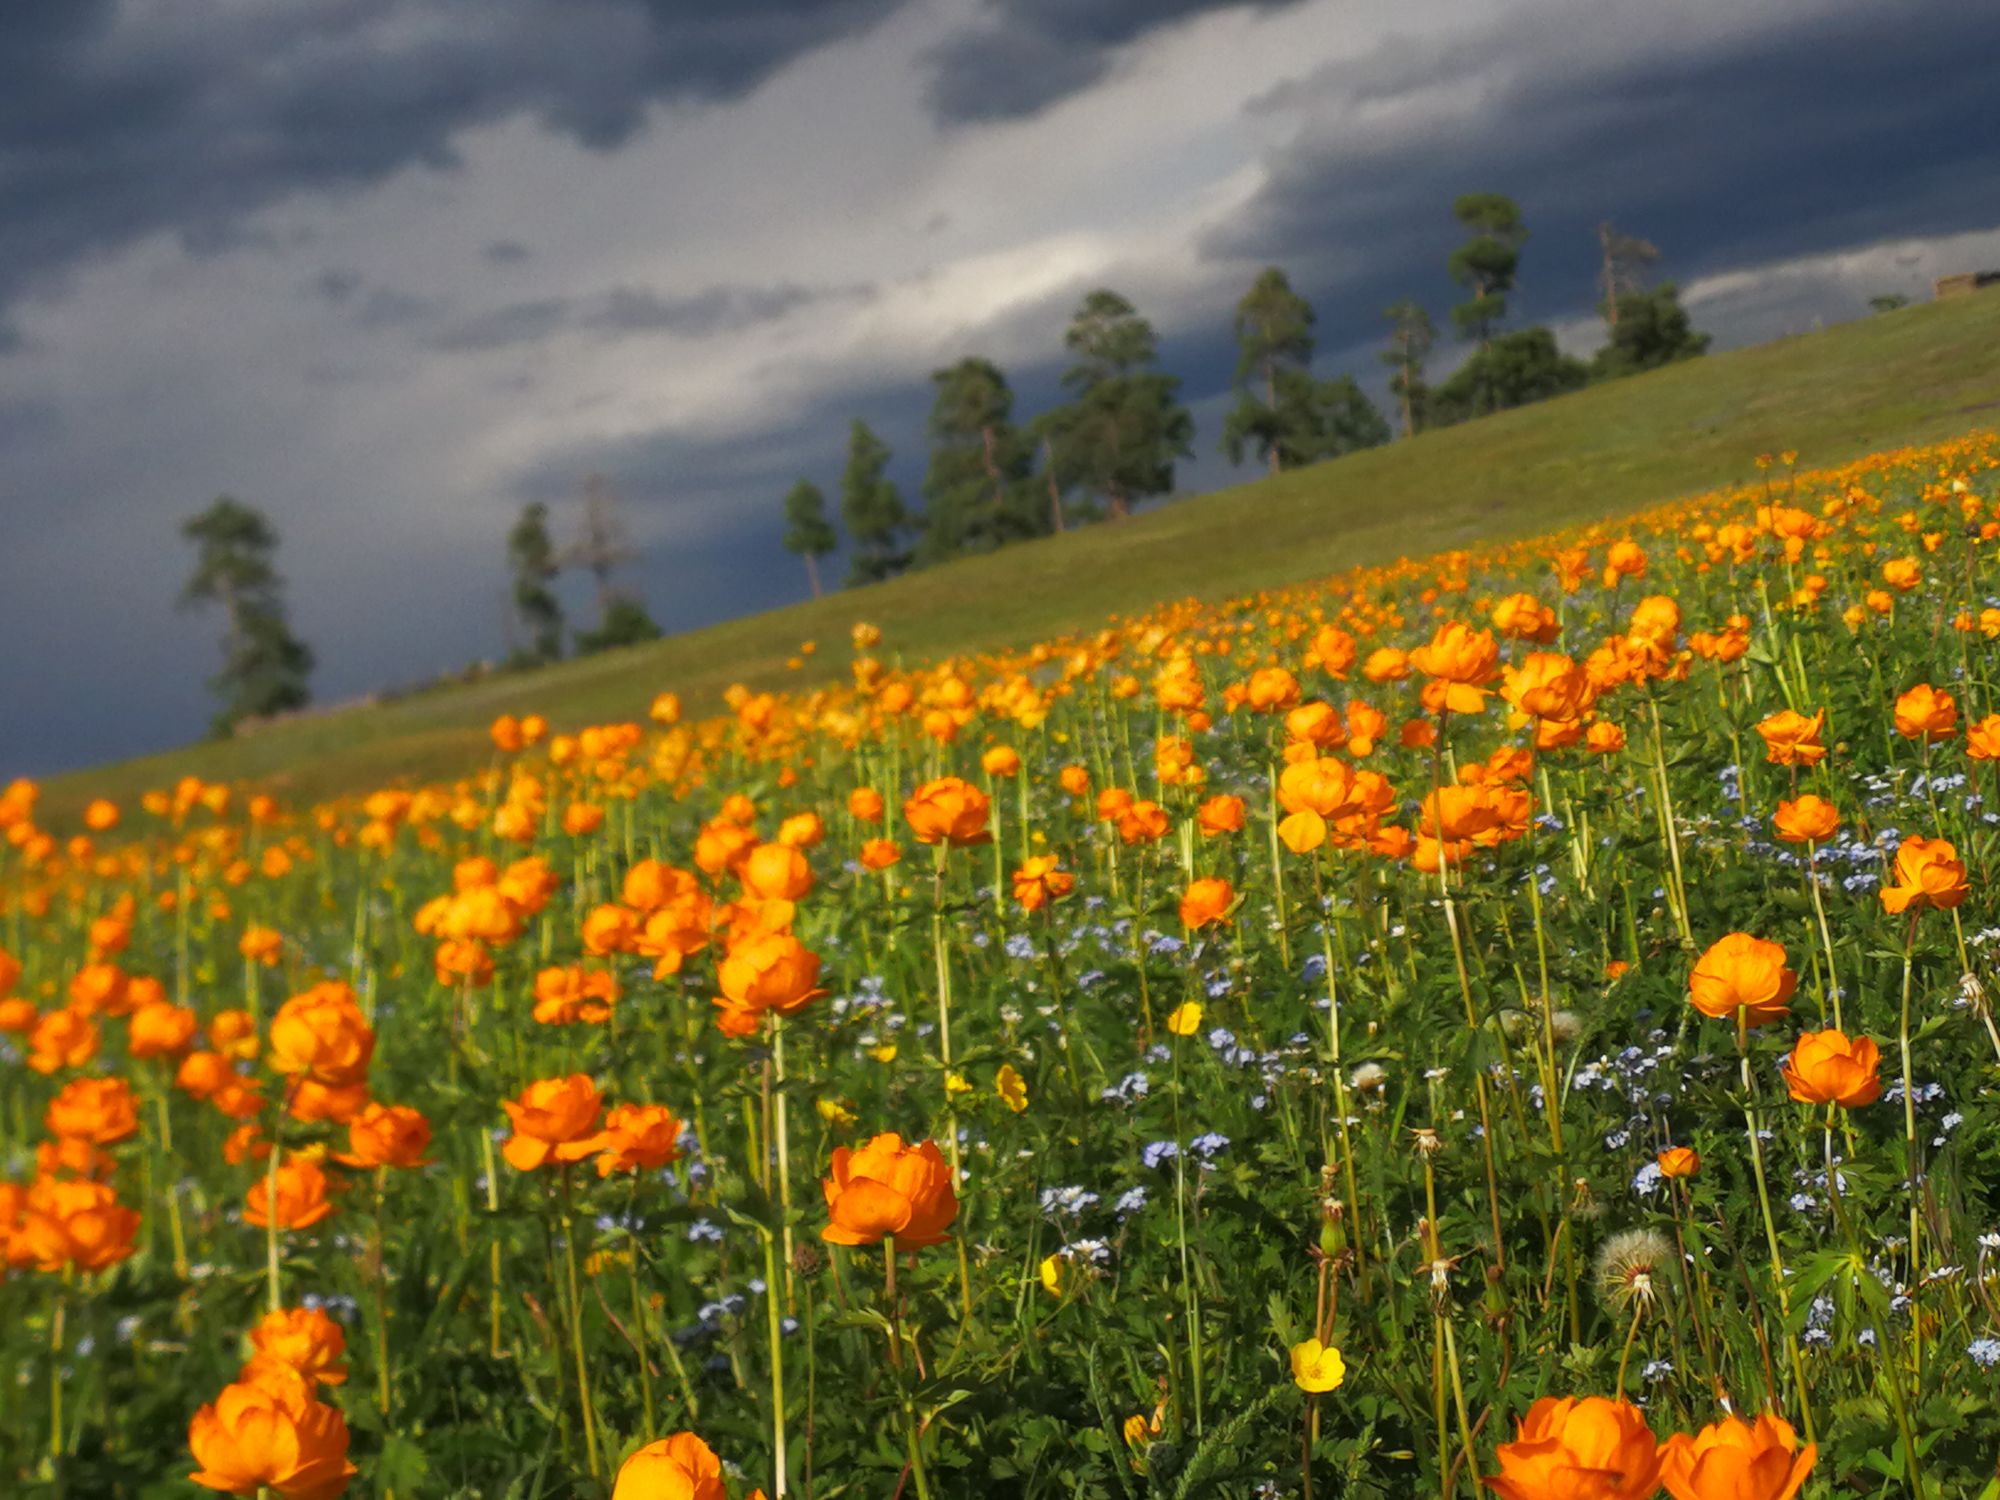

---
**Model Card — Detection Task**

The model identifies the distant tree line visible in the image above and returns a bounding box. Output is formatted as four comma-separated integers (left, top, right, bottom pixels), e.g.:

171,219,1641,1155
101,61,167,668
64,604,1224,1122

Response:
778,193,1709,592
172,194,1709,729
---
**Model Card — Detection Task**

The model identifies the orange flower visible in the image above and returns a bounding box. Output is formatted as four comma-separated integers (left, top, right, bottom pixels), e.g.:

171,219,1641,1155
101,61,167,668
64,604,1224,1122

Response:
249,1306,349,1387
129,999,199,1059
14,1177,142,1271
714,932,828,1035
246,1155,339,1231
1967,713,2000,761
847,787,885,822
1771,795,1839,844
0,996,35,1033
1012,856,1075,912
1892,683,1957,742
1483,1395,1661,1500
1244,666,1301,712
611,1431,726,1500
239,925,284,967
1502,652,1594,723
1688,933,1795,1028
187,1362,356,1499
1586,721,1626,755
594,1103,685,1176
1058,765,1092,798
740,842,813,902
1656,1147,1700,1180
1879,835,1969,914
1658,1412,1815,1500
1362,647,1408,682
821,1133,959,1249
1116,799,1170,845
1754,708,1825,767
1409,622,1500,714
267,983,374,1089
44,1076,139,1144
333,1102,433,1169
27,1006,98,1074
1196,794,1246,835
859,838,902,870
210,1008,260,1060
903,776,992,846
1782,1029,1883,1108
981,745,1021,777
500,1075,607,1170
1178,878,1234,929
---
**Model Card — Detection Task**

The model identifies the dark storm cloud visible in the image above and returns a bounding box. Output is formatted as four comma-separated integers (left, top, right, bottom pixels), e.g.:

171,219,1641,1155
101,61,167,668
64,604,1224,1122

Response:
483,240,534,265
924,0,1308,123
426,298,574,353
0,0,904,331
1210,0,2000,344
582,282,878,339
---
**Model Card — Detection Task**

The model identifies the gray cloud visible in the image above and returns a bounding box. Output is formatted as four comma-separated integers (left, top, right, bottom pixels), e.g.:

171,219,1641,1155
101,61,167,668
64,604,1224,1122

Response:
582,282,878,339
924,0,1307,123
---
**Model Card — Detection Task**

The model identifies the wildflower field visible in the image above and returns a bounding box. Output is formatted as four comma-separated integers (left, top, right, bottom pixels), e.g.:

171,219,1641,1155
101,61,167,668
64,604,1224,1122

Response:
6,435,2000,1499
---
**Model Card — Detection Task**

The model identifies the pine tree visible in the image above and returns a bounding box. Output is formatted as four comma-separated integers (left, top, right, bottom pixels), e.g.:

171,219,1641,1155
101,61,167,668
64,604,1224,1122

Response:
1596,221,1659,331
840,421,910,585
1042,289,1193,519
178,497,315,735
919,358,1039,563
1381,301,1435,437
782,480,838,597
1447,193,1527,348
507,501,564,663
1220,268,1317,474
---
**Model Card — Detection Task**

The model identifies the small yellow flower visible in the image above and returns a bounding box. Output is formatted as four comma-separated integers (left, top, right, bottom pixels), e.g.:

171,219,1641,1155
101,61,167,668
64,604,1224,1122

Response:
1289,1338,1346,1393
868,1043,898,1064
1121,1413,1148,1450
1039,1253,1064,1295
1165,1001,1203,1037
996,1063,1028,1114
945,1071,973,1096
815,1097,857,1126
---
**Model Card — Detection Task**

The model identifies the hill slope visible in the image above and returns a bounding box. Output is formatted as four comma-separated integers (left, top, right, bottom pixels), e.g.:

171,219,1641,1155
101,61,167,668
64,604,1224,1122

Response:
45,292,2000,815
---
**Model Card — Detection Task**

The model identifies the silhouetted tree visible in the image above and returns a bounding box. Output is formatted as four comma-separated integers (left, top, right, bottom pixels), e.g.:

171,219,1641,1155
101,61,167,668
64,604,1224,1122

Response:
781,479,838,597
919,358,1040,562
1381,300,1436,437
841,420,911,584
507,501,564,663
1042,289,1193,518
1448,193,1527,348
178,496,314,735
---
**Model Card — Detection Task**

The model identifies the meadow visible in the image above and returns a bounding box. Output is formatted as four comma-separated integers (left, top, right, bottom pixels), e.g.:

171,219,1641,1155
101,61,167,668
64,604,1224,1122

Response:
5,430,2000,1498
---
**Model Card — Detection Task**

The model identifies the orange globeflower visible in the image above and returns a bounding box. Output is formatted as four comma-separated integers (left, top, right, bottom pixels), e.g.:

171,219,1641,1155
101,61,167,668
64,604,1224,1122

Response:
246,1155,338,1232
903,777,992,846
1011,856,1075,912
83,798,120,832
611,1431,726,1500
239,925,284,967
1892,683,1957,742
1754,708,1826,767
1116,799,1170,845
187,1362,356,1499
981,745,1021,777
1688,933,1796,1028
27,1007,98,1074
821,1133,959,1249
1244,667,1301,712
499,1075,607,1171
1362,647,1408,682
714,932,828,1035
267,983,375,1089
594,1103,685,1176
1656,1147,1700,1180
333,1102,433,1169
1782,1029,1883,1108
0,996,35,1033
129,999,199,1058
1502,652,1594,724
249,1306,349,1388
848,787,886,822
1586,720,1626,755
1967,713,2000,761
1178,878,1234,930
1057,765,1092,798
14,1177,142,1272
740,841,813,902
859,838,902,870
531,964,619,1026
1484,1395,1661,1500
1409,622,1500,714
1879,835,1969,914
1658,1411,1815,1500
1771,795,1840,844
45,1076,140,1144
1197,794,1246,835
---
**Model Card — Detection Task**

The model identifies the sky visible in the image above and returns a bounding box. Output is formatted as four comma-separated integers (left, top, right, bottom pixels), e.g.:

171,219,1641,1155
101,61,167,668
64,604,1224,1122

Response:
5,0,2000,777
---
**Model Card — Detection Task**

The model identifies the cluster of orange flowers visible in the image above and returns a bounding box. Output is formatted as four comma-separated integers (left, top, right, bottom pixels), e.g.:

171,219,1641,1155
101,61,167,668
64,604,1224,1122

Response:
1485,1396,1814,1500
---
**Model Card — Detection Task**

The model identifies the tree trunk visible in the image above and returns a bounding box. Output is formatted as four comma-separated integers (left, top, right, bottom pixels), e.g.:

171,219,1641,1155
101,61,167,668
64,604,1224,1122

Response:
1599,222,1619,330
1042,439,1065,533
805,552,821,600
1265,360,1281,475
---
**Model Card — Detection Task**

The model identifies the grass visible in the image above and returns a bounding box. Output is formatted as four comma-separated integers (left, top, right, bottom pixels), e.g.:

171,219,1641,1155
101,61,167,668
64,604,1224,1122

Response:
44,290,2000,818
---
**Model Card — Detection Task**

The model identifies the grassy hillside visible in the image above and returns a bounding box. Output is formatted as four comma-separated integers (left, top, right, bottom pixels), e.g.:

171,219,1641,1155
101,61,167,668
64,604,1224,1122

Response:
44,291,2000,817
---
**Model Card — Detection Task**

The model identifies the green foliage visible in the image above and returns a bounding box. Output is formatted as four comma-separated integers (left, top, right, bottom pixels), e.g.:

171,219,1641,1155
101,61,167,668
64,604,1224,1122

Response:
840,420,911,585
918,357,1043,563
1447,192,1527,344
780,480,838,598
1381,301,1436,437
1042,289,1194,518
572,597,662,654
507,502,565,664
1591,284,1712,380
1221,367,1390,470
178,495,314,734
1428,327,1588,426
